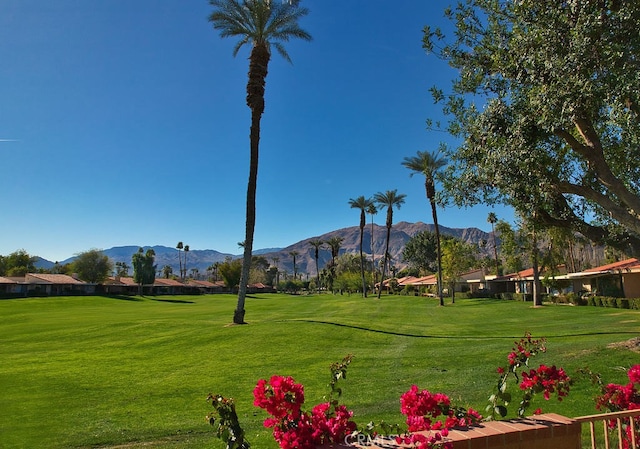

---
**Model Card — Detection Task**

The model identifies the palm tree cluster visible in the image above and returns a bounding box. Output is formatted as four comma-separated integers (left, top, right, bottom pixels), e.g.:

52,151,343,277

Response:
344,149,448,301
210,0,451,320
175,242,190,281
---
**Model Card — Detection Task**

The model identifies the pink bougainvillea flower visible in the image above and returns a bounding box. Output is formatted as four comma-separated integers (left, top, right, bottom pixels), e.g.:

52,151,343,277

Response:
628,365,640,385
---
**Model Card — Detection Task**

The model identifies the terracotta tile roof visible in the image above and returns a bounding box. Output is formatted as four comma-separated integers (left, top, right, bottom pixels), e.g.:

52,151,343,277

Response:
154,278,185,287
584,258,640,273
26,273,85,284
105,276,138,286
397,275,437,286
187,279,216,287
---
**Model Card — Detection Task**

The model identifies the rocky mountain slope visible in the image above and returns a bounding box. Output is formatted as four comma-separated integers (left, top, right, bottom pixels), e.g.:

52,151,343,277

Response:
41,222,492,276
261,221,491,275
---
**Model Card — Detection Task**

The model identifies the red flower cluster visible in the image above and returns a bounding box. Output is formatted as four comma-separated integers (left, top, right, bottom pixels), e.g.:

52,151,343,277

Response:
595,364,640,413
519,365,571,401
506,333,546,370
398,385,482,448
253,375,356,449
254,375,305,420
594,365,640,449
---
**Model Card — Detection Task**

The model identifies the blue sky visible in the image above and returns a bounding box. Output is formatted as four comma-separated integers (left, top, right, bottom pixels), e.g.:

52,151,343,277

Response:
0,0,513,262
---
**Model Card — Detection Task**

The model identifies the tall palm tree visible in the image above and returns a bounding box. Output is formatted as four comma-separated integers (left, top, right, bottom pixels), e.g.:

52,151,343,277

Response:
367,203,378,284
402,149,448,306
183,245,190,280
289,251,299,279
308,239,324,294
271,256,280,285
487,212,501,276
176,242,183,281
209,0,311,324
326,236,344,267
325,236,344,293
373,190,406,299
349,196,374,297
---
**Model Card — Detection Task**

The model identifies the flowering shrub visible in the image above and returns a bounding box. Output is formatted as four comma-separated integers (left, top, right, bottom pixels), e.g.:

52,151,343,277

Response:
488,333,571,419
253,356,357,449
594,364,640,449
206,394,251,449
395,385,482,448
209,335,576,449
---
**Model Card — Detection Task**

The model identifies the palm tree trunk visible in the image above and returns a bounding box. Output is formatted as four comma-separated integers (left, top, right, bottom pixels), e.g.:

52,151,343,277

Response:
315,254,320,294
491,222,500,276
377,225,391,299
431,199,444,306
370,216,376,287
359,214,367,297
532,229,542,306
235,43,269,325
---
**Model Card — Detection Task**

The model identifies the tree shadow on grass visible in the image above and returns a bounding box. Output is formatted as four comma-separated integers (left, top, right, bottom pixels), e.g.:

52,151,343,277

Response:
149,298,195,304
102,294,143,302
284,319,638,340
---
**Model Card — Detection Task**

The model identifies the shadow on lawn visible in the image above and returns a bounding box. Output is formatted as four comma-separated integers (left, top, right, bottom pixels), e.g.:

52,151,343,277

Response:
149,298,195,304
286,319,637,340
102,294,144,302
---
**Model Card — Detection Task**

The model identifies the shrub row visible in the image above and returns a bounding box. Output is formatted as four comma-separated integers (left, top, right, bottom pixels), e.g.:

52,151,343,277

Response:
549,293,640,309
584,296,640,309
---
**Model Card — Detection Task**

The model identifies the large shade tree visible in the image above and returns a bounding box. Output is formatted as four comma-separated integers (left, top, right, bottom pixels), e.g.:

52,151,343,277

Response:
402,149,447,306
209,0,311,323
348,196,374,297
73,249,113,284
425,0,640,255
373,189,406,299
132,248,156,295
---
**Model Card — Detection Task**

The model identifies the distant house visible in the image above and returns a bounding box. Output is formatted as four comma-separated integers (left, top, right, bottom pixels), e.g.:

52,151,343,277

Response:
25,273,93,295
102,276,139,295
0,274,93,297
563,258,640,298
487,266,568,298
155,277,197,295
397,269,488,295
187,279,225,294
247,282,276,293
0,276,21,296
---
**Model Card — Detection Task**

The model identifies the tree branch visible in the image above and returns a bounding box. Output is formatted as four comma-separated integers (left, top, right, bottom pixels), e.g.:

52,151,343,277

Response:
556,181,640,235
554,118,640,219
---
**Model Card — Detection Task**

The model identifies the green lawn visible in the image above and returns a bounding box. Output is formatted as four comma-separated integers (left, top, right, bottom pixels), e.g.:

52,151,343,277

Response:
0,294,638,448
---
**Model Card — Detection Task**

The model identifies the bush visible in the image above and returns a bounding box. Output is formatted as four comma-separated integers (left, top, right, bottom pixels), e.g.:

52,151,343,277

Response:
616,298,630,309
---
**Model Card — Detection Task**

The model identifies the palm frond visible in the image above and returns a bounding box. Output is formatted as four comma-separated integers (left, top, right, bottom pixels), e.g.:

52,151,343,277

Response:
210,0,311,62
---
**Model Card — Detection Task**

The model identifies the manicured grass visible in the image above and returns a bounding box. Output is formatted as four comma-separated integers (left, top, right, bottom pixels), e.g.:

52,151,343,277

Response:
1,294,638,448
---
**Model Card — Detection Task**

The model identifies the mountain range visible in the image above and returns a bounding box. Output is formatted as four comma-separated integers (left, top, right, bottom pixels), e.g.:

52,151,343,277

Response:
36,222,493,276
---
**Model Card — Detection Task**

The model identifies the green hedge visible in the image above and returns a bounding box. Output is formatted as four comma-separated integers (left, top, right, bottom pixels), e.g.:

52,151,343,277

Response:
584,296,640,309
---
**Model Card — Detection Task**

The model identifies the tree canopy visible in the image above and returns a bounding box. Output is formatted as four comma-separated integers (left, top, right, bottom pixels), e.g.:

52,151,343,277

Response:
73,249,113,283
426,0,640,254
0,250,37,277
132,248,156,289
402,230,442,274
